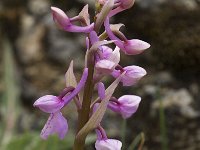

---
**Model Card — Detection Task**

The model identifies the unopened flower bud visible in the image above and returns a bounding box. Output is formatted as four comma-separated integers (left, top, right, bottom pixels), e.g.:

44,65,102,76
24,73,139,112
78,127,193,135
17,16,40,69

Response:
51,7,94,33
51,7,70,29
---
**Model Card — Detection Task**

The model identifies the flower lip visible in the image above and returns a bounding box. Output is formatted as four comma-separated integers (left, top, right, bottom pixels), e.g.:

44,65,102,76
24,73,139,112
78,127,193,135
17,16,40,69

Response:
40,111,68,140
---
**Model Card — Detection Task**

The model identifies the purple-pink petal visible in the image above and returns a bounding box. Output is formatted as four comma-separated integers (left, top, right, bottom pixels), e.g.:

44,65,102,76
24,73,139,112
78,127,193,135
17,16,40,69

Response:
51,6,94,33
63,68,88,105
120,0,135,9
33,95,64,113
102,46,113,59
95,139,122,150
90,31,99,44
64,23,94,33
104,17,124,49
97,82,106,100
104,17,150,55
118,95,141,118
51,7,70,29
96,60,116,74
124,39,150,55
112,65,146,86
41,111,68,140
108,95,141,118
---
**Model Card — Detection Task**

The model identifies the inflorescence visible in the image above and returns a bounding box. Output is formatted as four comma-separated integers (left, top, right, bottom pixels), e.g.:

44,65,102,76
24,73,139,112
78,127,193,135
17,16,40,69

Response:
33,0,150,149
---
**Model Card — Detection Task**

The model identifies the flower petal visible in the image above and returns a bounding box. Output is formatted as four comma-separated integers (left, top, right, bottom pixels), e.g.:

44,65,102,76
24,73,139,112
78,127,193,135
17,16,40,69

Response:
118,95,141,118
112,65,146,86
102,46,113,59
51,7,70,29
124,39,150,55
40,111,68,140
97,82,106,100
108,46,120,65
33,95,64,113
63,68,88,105
95,139,122,150
96,60,116,74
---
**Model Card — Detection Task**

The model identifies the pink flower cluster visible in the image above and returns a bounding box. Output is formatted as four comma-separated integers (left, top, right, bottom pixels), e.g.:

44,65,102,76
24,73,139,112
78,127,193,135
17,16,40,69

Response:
33,0,150,149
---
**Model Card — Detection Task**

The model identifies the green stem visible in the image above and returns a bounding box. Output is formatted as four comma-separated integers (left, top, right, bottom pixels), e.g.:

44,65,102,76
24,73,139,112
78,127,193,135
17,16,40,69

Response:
73,51,95,150
73,2,105,149
121,119,127,150
159,99,168,150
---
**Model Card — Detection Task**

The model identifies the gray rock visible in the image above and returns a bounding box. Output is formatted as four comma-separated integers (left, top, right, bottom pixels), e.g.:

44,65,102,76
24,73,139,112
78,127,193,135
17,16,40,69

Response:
152,89,200,118
28,0,50,16
45,17,84,68
137,0,199,10
16,14,45,64
143,84,158,95
189,83,199,96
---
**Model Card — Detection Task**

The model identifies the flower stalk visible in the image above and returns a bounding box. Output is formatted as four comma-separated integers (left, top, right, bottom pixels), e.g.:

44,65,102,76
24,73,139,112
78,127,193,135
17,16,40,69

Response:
74,46,95,150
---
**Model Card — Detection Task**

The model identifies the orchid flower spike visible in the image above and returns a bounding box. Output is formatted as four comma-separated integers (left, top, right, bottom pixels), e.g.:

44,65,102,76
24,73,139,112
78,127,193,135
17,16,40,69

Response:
51,7,94,33
104,17,150,55
34,0,149,147
112,65,146,86
108,95,141,118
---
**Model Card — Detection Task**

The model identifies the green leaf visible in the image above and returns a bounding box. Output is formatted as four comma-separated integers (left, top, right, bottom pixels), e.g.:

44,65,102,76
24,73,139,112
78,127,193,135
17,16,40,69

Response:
5,132,75,150
127,132,145,150
65,61,77,87
79,4,90,25
95,0,114,32
1,38,20,146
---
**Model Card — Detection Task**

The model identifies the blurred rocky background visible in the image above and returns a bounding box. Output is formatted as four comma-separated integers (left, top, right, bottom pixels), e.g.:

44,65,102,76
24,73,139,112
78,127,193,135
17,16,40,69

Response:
0,0,200,150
